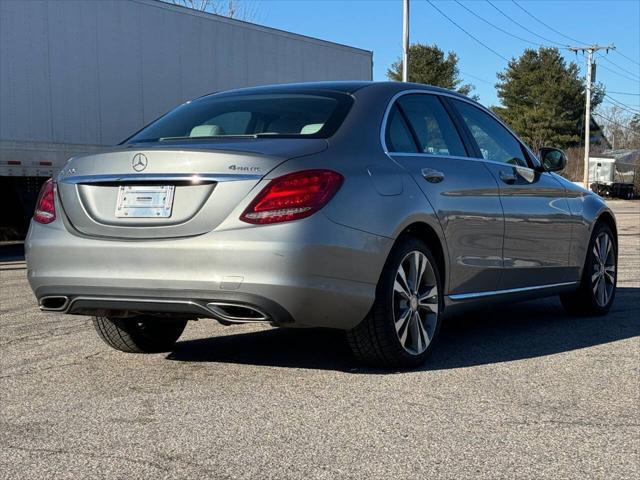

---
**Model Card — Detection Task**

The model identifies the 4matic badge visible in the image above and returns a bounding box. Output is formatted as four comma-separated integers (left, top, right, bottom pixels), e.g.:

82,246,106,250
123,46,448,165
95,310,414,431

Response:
228,164,261,172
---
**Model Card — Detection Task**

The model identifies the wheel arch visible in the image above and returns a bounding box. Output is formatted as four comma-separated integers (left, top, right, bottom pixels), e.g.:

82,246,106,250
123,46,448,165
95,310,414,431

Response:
596,210,618,245
396,221,448,294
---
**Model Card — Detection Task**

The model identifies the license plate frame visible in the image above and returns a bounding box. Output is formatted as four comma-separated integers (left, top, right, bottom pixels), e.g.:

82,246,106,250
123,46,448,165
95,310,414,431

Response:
115,185,175,218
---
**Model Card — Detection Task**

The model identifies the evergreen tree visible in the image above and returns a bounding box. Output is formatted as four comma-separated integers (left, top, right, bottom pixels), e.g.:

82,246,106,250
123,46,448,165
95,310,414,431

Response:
494,47,603,151
387,43,474,97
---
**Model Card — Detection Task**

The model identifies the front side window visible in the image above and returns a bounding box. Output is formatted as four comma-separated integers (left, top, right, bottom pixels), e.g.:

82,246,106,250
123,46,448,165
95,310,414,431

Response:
396,95,467,157
126,92,353,143
451,100,529,167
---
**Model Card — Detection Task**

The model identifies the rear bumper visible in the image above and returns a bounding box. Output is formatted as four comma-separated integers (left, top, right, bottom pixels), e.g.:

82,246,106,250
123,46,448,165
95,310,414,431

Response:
26,213,392,329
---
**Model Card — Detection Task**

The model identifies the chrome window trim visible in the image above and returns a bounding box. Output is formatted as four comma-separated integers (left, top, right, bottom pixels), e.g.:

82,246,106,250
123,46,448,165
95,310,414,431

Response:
379,89,541,168
448,281,578,301
388,151,537,173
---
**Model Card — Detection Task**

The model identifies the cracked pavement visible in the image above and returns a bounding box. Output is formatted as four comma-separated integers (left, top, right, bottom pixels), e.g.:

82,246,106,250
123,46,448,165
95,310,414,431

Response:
1,200,638,479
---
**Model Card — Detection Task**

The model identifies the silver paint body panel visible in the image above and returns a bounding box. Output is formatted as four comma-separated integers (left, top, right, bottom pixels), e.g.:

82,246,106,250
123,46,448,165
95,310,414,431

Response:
26,82,616,329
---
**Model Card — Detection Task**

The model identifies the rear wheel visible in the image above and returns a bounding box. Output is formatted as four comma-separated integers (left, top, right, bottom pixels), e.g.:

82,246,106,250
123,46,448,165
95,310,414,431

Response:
347,237,443,369
560,223,617,316
92,315,187,353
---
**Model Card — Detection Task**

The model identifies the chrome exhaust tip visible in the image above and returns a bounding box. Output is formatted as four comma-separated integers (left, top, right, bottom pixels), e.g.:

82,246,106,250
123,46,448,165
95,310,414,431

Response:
206,302,270,323
39,296,70,312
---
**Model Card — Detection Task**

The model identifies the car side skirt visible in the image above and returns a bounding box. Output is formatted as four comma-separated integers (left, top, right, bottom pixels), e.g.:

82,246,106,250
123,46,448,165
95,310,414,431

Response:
443,281,579,316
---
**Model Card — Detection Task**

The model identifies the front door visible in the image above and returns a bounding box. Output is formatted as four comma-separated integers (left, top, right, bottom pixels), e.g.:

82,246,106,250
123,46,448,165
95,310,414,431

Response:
384,93,504,296
448,98,573,289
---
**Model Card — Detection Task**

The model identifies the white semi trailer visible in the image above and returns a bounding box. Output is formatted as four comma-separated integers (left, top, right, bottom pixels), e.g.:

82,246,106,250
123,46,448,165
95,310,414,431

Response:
0,0,372,238
589,150,638,199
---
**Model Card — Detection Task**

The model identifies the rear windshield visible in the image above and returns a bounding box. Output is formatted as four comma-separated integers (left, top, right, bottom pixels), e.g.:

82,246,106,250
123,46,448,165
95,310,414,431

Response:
125,92,353,143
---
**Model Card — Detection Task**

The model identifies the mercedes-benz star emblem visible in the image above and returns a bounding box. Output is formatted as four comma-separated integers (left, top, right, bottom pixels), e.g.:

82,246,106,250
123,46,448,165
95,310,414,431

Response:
132,153,148,172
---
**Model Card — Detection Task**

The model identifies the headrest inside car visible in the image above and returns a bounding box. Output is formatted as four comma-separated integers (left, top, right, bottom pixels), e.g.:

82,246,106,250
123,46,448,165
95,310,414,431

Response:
190,125,226,137
300,123,323,134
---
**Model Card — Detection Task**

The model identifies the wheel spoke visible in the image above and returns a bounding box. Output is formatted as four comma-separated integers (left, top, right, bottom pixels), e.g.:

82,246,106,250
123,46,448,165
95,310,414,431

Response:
601,281,609,305
418,286,439,315
604,265,616,284
411,312,422,353
591,269,600,284
396,264,411,299
604,269,615,284
419,285,438,302
593,237,602,262
417,314,430,345
414,252,426,293
597,276,606,305
604,235,612,261
600,234,609,261
395,308,411,333
394,279,411,300
395,308,411,345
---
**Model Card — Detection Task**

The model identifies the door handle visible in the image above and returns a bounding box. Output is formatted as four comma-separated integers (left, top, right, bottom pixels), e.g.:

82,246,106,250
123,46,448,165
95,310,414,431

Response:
421,168,445,183
499,170,517,184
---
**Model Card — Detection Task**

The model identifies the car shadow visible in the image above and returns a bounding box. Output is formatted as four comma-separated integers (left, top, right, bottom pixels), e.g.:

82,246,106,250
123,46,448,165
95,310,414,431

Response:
0,242,25,263
166,287,640,373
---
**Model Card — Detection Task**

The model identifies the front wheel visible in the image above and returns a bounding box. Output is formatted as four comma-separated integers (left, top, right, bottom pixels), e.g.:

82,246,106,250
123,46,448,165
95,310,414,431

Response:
92,315,188,353
347,237,443,369
560,222,617,316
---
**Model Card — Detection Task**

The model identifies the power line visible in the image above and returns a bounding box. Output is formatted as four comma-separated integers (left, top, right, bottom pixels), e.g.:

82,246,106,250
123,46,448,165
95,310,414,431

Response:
510,0,586,45
598,63,640,83
603,94,640,114
486,0,568,48
512,0,640,69
603,99,640,116
614,50,640,67
459,70,494,85
425,0,509,62
593,112,636,132
608,91,640,97
453,1,543,48
600,56,640,79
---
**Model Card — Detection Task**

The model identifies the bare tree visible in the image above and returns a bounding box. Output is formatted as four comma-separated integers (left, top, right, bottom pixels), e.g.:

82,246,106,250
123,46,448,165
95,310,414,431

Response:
168,0,259,21
597,106,640,150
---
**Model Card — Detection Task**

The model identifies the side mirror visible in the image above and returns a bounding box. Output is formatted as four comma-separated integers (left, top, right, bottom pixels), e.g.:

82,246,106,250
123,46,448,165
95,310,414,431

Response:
539,147,567,172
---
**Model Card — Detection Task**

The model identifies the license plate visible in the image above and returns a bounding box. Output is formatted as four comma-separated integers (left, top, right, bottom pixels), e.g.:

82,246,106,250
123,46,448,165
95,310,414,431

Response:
115,185,175,218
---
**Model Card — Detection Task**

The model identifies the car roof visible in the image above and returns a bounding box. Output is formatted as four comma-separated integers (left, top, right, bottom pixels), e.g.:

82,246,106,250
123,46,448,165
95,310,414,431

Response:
198,81,473,102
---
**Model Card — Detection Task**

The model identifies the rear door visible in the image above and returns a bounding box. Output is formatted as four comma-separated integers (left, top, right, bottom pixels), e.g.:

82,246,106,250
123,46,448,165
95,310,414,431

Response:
385,93,504,296
447,98,573,289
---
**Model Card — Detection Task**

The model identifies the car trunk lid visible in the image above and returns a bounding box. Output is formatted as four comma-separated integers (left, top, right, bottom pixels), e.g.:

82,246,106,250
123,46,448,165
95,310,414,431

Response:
56,139,326,239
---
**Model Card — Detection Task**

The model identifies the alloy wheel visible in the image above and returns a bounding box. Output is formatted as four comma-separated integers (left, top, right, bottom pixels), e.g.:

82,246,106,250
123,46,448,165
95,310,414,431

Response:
392,251,439,355
591,232,616,307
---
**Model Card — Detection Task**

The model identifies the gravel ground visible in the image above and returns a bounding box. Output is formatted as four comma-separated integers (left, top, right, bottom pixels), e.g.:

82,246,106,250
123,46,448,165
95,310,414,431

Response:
1,200,638,479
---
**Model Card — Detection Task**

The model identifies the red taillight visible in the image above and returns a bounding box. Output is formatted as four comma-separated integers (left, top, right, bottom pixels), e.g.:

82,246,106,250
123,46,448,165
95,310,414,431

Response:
240,170,343,224
33,178,56,224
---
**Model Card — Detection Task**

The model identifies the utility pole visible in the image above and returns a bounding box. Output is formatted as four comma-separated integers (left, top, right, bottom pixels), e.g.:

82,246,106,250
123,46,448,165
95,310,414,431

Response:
402,0,409,82
569,44,615,188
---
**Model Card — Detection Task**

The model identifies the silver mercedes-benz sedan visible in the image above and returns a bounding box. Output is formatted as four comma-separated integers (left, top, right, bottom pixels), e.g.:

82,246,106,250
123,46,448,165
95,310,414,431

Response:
26,81,617,368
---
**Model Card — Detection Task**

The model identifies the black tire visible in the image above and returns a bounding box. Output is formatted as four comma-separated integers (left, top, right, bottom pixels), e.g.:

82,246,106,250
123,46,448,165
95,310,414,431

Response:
347,236,443,369
92,315,188,353
560,222,617,316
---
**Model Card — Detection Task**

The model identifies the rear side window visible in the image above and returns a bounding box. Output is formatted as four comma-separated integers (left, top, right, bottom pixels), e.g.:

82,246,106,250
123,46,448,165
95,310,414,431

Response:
126,92,353,143
451,99,529,167
396,95,467,157
385,105,418,153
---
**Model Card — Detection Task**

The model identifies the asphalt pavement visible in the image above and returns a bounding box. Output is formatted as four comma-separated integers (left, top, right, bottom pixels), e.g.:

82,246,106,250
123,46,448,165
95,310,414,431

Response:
1,200,638,479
